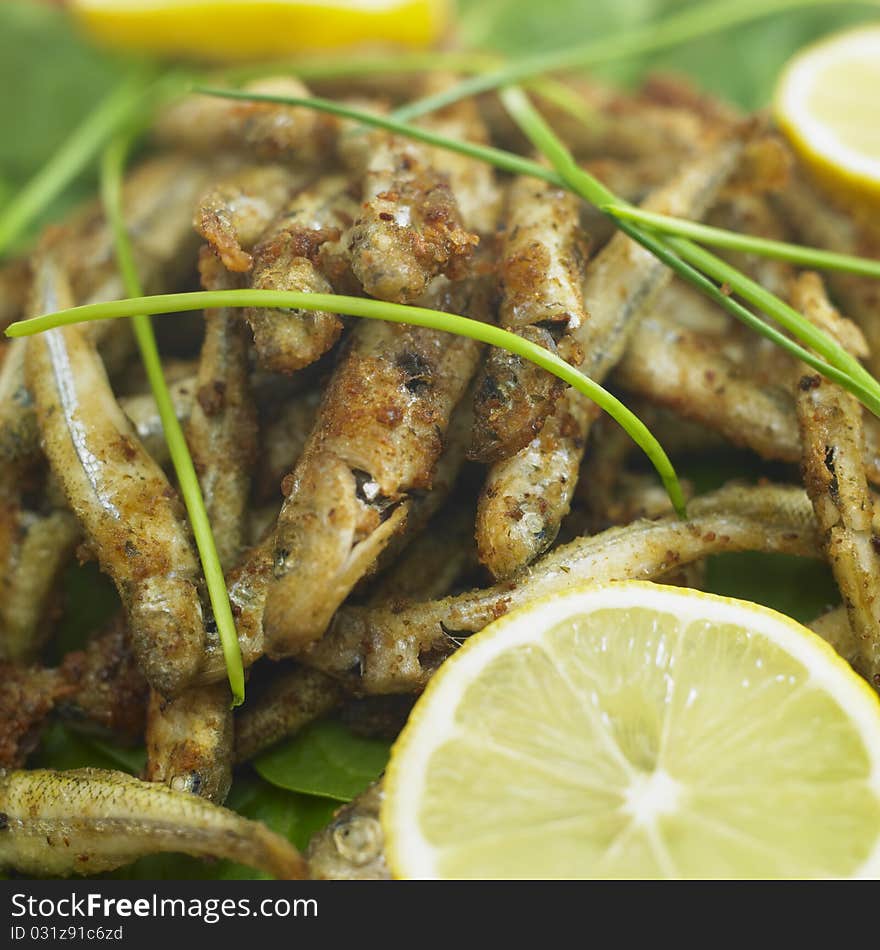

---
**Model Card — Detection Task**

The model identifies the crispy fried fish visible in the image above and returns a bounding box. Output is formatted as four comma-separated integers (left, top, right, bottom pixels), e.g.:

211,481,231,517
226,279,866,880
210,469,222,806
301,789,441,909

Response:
307,483,820,693
342,100,480,303
262,277,490,658
188,250,257,571
245,174,357,373
234,666,343,763
0,768,305,878
194,163,306,273
307,781,389,880
476,137,743,579
794,273,880,684
26,255,206,697
145,684,233,803
470,175,589,463
614,306,880,485
154,77,336,165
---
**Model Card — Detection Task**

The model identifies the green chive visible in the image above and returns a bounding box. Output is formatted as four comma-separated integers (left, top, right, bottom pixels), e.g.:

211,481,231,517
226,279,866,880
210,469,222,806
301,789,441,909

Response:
605,205,880,280
194,87,880,284
100,137,245,707
6,289,688,519
499,85,880,420
393,0,880,121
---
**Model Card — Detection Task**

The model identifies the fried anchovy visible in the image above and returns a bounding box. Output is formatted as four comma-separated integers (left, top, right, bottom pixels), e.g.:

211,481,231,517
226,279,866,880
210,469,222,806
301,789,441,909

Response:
0,768,306,878
154,77,336,165
342,116,478,303
476,138,744,580
234,666,343,764
306,483,820,693
615,314,798,457
475,389,599,580
58,616,149,743
196,378,477,683
416,78,503,236
0,155,211,466
262,277,489,658
257,388,321,503
145,683,233,803
245,174,357,373
1,257,81,663
364,385,475,587
0,508,80,663
614,311,880,485
470,175,589,463
194,163,306,273
367,493,477,605
307,780,390,881
188,250,257,570
26,258,205,697
0,665,74,768
794,273,880,685
809,606,863,672
118,376,195,468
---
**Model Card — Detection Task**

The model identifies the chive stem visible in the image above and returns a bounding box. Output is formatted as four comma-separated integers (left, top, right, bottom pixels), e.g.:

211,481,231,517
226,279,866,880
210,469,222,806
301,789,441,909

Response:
393,0,880,121
605,205,880,280
499,85,880,419
195,87,880,284
194,87,561,183
6,289,688,518
100,137,245,707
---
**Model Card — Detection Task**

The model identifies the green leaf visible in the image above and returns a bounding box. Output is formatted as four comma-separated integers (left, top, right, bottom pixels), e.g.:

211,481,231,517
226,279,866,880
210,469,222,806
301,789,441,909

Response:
254,719,391,802
0,1,129,237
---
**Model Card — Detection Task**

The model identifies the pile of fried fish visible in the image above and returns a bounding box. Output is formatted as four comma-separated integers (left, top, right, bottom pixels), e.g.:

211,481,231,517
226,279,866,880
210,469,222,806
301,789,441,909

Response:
1,70,878,880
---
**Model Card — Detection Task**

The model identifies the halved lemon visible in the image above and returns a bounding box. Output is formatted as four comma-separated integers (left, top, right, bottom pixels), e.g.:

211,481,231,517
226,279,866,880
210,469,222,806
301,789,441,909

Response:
70,0,450,61
383,582,880,879
775,25,880,213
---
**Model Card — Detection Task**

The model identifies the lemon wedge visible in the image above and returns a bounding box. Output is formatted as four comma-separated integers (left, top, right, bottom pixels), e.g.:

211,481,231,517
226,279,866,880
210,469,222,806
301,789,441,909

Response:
382,581,880,879
70,0,450,61
775,25,880,212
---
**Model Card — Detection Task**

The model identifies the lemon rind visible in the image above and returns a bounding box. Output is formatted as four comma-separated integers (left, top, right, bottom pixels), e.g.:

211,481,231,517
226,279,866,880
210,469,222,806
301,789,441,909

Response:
774,25,880,198
383,580,880,880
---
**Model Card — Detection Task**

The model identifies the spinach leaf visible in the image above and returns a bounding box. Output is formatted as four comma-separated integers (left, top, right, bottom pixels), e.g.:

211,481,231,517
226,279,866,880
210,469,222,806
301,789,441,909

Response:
254,719,391,802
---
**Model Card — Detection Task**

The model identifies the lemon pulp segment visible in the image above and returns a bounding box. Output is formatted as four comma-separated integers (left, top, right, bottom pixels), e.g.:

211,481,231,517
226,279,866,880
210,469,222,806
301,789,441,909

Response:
383,582,880,879
775,25,880,211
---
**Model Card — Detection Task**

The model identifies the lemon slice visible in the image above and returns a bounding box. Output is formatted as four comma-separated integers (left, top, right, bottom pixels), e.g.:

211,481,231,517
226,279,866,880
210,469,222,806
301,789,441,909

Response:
775,25,880,211
383,581,880,879
70,0,450,61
